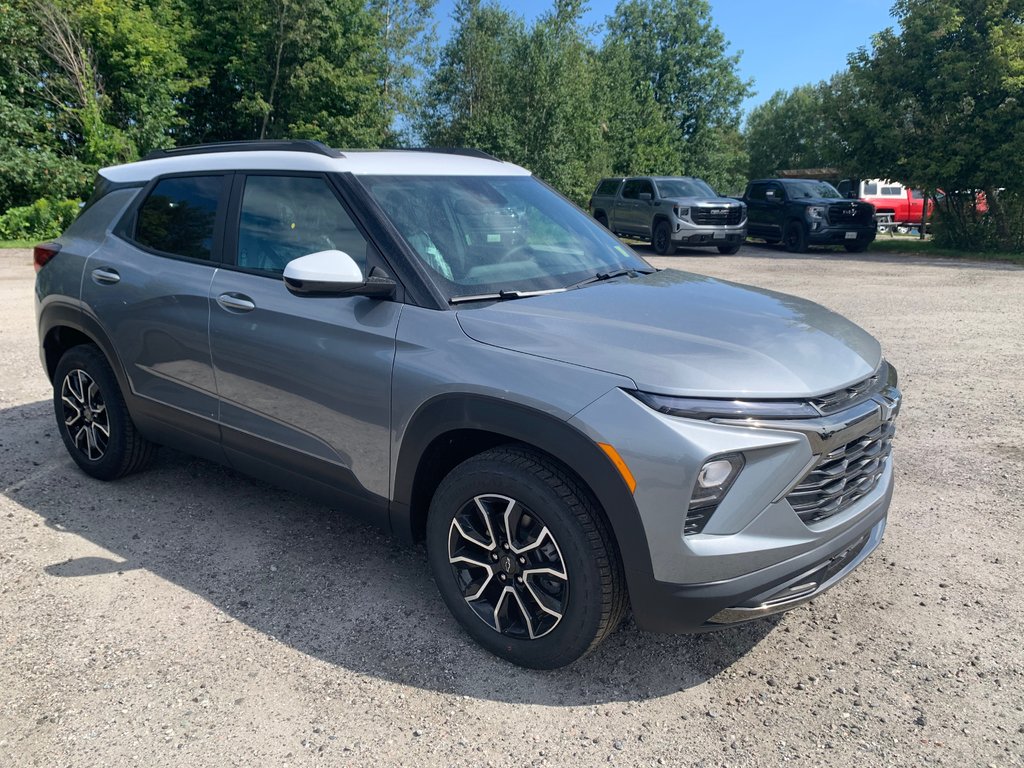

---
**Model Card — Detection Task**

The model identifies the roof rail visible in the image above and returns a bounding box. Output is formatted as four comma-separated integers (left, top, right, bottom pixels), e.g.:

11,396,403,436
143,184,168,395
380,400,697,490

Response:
142,140,344,161
397,147,502,162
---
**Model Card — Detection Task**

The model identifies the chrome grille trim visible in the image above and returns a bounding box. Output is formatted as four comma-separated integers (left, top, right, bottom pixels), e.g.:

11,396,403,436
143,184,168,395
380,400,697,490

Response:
786,419,895,523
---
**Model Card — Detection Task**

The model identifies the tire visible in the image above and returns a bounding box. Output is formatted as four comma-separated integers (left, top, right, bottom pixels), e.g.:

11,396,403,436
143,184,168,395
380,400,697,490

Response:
426,446,627,669
717,243,741,255
783,220,808,253
844,240,870,253
53,344,156,481
652,220,673,255
595,212,609,229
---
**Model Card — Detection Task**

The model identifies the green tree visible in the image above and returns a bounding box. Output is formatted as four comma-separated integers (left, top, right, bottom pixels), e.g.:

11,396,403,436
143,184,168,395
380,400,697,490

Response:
745,82,841,179
371,0,438,144
0,1,90,210
603,0,751,188
418,0,525,155
842,0,1024,249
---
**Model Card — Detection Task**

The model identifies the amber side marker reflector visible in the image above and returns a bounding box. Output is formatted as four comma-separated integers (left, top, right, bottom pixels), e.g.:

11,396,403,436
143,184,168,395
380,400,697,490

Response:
597,442,637,494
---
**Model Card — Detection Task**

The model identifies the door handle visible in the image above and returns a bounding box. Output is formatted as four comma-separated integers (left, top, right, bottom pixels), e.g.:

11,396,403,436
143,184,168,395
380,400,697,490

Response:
91,267,120,285
216,293,256,313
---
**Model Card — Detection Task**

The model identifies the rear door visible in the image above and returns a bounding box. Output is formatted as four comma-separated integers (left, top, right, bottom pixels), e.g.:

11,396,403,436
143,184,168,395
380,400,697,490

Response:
82,173,229,446
207,172,402,522
616,179,643,233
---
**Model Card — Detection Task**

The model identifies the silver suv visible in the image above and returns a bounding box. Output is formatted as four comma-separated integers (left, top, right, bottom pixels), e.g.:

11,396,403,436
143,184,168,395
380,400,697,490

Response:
34,141,900,668
588,175,747,255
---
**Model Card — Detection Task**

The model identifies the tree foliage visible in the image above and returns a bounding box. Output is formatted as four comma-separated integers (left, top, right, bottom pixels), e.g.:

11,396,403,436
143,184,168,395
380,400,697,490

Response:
841,0,1024,249
745,81,842,179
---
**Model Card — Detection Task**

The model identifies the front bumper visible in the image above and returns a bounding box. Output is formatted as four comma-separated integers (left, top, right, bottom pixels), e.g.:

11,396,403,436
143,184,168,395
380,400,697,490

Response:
569,381,899,633
808,224,877,245
672,221,747,246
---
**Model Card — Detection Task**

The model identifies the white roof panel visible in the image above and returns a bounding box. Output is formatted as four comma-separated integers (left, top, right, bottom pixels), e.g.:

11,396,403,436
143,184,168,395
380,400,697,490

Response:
100,150,532,184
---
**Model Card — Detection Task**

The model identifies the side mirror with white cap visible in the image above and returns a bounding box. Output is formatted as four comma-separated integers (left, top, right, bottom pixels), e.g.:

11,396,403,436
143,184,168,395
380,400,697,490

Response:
282,250,396,298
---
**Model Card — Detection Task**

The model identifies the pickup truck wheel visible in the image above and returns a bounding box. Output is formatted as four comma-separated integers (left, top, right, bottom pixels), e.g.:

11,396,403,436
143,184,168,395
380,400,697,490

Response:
783,221,808,253
595,213,609,228
426,446,627,669
53,345,156,480
717,244,741,255
652,220,673,255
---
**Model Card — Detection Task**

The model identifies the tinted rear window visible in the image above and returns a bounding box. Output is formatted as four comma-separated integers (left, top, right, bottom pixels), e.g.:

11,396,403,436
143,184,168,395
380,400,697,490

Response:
136,176,222,260
596,179,621,195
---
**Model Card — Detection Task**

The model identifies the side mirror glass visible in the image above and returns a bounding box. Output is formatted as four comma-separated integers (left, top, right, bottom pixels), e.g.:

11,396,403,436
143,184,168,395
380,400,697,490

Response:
638,192,653,202
283,250,395,298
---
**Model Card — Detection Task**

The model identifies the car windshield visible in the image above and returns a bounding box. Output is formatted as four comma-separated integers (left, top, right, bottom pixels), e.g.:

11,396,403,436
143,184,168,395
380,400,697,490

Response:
656,178,716,198
784,181,844,199
361,175,650,297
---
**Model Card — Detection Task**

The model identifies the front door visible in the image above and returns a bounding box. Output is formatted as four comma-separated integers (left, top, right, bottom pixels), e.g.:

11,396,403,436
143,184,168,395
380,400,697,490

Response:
208,173,402,523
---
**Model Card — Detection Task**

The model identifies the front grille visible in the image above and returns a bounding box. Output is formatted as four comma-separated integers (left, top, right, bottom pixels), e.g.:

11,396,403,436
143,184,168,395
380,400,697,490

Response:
692,206,743,225
787,419,895,523
811,371,882,414
827,203,873,226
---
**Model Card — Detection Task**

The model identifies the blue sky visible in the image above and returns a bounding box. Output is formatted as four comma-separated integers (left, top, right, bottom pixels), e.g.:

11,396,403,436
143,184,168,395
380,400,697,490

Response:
430,0,899,117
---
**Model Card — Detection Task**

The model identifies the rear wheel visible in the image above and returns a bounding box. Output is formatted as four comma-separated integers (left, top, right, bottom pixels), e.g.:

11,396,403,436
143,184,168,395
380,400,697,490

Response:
595,212,609,228
783,221,808,253
652,220,673,255
426,446,626,669
53,345,155,480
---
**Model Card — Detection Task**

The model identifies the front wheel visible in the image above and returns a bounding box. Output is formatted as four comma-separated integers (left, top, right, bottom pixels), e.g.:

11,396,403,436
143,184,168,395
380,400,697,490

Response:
53,345,156,480
783,221,808,253
426,446,627,669
652,220,674,255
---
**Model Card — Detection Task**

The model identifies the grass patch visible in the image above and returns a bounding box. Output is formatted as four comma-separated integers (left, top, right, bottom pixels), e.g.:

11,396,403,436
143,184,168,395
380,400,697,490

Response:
0,239,39,249
870,237,1024,265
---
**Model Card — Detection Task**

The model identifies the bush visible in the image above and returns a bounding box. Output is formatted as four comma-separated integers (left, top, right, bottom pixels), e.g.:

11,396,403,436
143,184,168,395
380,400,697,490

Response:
931,191,1024,253
0,198,83,241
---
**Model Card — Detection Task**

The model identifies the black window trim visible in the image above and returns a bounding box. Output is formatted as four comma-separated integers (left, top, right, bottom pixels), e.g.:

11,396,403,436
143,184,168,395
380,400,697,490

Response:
219,170,403,304
115,170,232,266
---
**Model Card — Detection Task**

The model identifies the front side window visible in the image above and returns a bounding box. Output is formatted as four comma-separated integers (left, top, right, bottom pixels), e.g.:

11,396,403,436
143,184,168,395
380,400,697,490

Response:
362,175,650,297
136,175,222,260
236,175,369,274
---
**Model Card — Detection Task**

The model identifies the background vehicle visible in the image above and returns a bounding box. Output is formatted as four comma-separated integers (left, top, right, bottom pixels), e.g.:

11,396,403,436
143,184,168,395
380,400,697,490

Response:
743,178,876,253
588,176,747,255
35,141,898,669
836,178,932,232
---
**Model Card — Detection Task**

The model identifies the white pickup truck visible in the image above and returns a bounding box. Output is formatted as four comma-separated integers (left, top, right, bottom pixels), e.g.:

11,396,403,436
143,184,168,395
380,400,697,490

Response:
588,175,747,255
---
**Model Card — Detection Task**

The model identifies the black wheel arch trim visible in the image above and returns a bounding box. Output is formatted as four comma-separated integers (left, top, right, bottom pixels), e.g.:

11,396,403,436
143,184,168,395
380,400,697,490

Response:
390,393,657,599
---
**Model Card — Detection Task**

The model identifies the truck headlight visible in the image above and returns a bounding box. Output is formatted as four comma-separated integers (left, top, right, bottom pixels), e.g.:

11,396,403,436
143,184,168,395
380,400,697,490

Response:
674,206,689,218
806,206,826,221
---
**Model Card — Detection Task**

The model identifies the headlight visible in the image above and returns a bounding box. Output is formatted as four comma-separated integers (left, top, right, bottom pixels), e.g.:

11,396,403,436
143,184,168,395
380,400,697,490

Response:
806,205,826,220
674,206,689,217
631,391,819,420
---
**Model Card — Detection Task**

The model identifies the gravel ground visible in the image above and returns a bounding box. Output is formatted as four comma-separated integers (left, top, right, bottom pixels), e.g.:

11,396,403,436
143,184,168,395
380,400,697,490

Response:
1,243,1022,767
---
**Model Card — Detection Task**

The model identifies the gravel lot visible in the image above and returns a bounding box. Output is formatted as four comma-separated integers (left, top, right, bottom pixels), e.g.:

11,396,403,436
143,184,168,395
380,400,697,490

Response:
1,243,1022,767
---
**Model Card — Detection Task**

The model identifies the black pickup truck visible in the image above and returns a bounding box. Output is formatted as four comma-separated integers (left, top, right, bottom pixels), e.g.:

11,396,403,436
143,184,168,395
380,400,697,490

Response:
742,179,876,253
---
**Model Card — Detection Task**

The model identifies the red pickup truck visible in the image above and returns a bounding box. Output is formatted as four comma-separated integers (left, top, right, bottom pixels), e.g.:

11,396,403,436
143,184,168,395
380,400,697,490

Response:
836,179,932,230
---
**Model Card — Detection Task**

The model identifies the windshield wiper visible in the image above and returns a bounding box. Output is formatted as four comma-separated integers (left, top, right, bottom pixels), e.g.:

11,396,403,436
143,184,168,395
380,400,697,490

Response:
569,268,652,290
449,287,567,305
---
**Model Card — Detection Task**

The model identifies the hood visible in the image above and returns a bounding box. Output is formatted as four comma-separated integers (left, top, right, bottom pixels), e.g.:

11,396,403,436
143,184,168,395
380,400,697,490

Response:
663,196,743,207
456,270,881,398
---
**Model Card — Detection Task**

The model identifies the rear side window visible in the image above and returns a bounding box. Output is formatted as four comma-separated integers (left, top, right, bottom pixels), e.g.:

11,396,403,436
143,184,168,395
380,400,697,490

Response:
136,176,222,260
596,179,621,195
863,182,878,195
881,185,903,195
621,180,641,199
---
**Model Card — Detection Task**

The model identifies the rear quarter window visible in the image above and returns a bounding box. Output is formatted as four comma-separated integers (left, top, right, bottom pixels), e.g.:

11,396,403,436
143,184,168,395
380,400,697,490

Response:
135,176,223,260
596,179,621,196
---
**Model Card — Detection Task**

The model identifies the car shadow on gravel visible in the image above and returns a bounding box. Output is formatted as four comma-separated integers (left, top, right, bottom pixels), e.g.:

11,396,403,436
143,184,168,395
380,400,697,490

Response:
2,399,776,705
